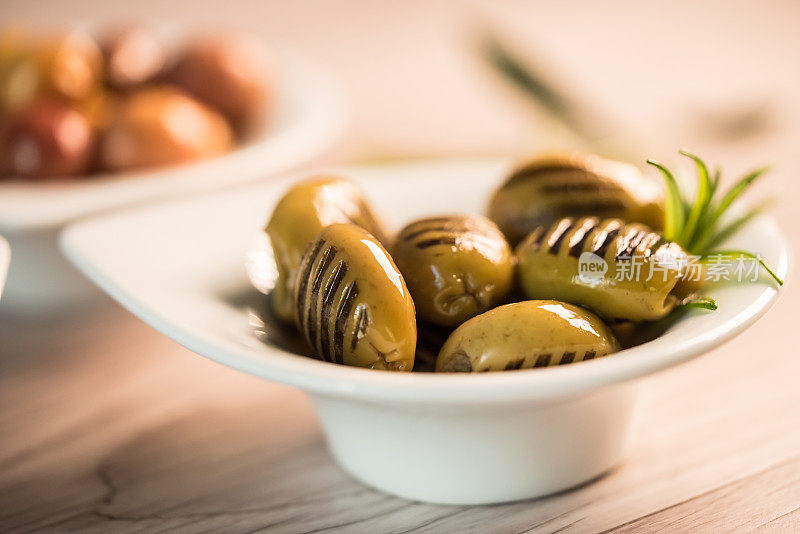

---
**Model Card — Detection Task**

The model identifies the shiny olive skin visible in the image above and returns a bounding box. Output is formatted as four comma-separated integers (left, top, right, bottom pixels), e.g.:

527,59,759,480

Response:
99,86,233,171
264,177,386,323
436,300,619,372
166,34,268,131
0,98,95,178
294,223,416,371
100,25,166,90
393,214,514,327
515,216,689,322
488,152,664,245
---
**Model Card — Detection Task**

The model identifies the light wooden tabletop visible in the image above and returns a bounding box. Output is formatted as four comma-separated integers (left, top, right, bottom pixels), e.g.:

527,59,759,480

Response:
2,1,800,532
1,284,799,533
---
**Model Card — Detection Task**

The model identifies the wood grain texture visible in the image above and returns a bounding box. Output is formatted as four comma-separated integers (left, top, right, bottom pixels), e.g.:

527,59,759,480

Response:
1,290,799,533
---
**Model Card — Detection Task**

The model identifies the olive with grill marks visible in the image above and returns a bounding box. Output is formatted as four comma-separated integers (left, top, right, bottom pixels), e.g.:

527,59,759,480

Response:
515,216,692,322
393,214,514,327
294,223,416,371
488,153,664,245
436,300,619,372
263,177,387,323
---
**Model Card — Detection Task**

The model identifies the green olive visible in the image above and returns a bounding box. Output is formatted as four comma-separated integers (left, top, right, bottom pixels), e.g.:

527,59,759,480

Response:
294,223,416,371
436,300,619,372
0,27,35,114
515,216,690,322
265,177,386,323
0,30,103,115
393,214,514,327
488,152,664,245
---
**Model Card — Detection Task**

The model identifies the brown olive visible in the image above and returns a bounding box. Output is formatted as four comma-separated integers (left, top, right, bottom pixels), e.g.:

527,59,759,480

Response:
74,88,118,131
100,25,166,90
0,98,95,178
488,152,664,245
99,86,233,172
264,177,386,323
436,300,619,372
393,214,514,327
166,34,269,131
294,223,416,371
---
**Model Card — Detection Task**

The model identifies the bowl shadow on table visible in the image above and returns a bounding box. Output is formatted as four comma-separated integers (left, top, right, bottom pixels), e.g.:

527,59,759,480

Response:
85,406,627,528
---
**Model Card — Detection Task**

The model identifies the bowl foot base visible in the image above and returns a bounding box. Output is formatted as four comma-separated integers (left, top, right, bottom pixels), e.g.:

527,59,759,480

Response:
313,382,640,505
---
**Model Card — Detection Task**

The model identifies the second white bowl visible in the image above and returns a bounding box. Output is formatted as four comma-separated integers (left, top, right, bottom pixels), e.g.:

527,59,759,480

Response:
0,44,345,312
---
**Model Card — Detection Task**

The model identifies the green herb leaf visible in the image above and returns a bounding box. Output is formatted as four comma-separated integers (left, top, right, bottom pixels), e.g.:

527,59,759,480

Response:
681,296,719,310
704,198,774,250
479,34,598,140
710,168,721,198
692,166,769,251
678,150,712,246
647,159,685,241
704,249,784,286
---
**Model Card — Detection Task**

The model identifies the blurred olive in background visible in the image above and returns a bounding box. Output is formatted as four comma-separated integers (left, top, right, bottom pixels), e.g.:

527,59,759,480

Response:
99,25,167,90
99,86,233,172
0,97,95,178
166,34,270,132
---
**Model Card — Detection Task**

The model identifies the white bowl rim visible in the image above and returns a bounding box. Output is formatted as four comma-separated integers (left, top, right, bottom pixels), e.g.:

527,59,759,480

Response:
60,158,792,406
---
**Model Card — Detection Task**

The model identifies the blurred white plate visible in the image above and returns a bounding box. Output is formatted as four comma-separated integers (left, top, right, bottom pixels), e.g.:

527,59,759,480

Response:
0,45,345,311
61,158,789,504
0,235,9,300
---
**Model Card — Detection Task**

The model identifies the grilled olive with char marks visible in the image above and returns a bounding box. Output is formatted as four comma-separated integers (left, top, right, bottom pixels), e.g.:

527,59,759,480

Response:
294,223,416,371
393,214,514,327
516,216,690,322
264,177,386,323
488,153,664,245
436,300,619,372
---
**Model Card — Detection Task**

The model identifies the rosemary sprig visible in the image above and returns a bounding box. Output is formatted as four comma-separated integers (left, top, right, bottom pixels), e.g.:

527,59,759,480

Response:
682,296,719,311
479,33,607,144
646,152,783,286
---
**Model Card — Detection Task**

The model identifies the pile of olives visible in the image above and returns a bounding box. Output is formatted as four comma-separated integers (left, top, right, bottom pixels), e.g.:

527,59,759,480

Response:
260,153,706,373
0,25,270,179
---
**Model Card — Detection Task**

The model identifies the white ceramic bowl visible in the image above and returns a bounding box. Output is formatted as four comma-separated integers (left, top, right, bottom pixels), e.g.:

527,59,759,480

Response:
0,45,345,312
61,159,789,505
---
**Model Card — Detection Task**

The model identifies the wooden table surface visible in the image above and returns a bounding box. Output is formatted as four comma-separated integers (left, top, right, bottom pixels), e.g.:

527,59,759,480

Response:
1,281,799,534
2,1,800,532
